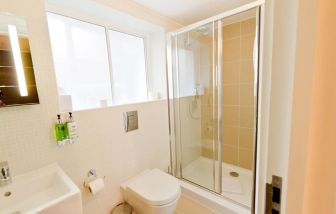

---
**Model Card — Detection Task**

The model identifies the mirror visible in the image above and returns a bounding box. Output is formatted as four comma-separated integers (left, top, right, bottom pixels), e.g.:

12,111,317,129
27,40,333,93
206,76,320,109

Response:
0,12,39,107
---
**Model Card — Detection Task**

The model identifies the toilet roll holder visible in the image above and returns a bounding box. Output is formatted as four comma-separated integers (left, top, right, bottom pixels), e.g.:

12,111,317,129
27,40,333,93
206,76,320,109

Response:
83,169,106,189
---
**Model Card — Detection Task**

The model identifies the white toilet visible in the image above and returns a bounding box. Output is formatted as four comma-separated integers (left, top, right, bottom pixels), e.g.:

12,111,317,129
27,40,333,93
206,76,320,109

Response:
121,168,181,214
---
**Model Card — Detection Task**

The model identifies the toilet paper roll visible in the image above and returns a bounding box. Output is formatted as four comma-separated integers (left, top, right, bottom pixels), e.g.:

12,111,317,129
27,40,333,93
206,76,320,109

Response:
88,178,104,195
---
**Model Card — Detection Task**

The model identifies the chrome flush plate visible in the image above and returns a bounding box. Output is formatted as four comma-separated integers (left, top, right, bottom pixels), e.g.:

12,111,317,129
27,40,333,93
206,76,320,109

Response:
124,111,138,132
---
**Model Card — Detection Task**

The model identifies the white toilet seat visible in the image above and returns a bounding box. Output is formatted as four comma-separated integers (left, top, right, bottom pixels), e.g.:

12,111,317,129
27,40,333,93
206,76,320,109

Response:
122,169,181,206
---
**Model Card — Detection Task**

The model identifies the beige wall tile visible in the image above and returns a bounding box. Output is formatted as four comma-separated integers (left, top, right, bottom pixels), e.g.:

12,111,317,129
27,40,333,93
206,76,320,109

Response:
201,18,257,171
200,94,210,105
202,139,218,160
202,147,214,159
222,22,241,40
241,34,255,60
240,83,255,106
240,60,255,83
176,96,203,167
201,105,212,119
202,121,213,140
239,128,255,149
222,84,239,105
241,18,256,35
222,106,239,126
222,145,238,165
222,38,240,61
238,149,254,169
240,106,255,128
222,126,239,148
222,61,240,84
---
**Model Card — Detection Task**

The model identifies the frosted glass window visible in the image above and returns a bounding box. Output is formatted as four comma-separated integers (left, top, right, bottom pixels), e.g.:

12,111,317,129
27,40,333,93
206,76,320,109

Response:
108,30,148,104
47,13,112,111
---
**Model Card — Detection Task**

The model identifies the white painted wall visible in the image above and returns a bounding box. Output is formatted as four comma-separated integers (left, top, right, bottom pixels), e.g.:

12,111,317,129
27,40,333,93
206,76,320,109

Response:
0,14,28,35
261,0,300,212
0,1,171,214
94,0,182,31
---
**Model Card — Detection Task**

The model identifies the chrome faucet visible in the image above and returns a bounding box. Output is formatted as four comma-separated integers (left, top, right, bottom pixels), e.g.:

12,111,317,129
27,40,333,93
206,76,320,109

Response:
0,161,11,186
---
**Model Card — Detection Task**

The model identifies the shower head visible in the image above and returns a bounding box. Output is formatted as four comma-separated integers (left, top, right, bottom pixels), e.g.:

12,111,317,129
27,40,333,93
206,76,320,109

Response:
195,26,209,35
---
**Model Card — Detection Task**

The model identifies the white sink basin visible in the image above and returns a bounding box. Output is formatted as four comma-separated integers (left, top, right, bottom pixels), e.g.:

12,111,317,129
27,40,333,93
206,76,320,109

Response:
0,164,82,214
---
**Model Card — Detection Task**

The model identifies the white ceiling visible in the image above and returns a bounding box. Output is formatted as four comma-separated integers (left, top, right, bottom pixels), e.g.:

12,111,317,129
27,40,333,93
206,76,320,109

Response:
132,0,255,25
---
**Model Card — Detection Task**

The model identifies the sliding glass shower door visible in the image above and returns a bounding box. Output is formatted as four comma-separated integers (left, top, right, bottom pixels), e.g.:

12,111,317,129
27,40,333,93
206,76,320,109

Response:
168,6,260,209
171,22,218,191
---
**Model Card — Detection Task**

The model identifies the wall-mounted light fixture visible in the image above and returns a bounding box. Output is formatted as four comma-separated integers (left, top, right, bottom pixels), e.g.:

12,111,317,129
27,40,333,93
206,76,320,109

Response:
8,24,28,97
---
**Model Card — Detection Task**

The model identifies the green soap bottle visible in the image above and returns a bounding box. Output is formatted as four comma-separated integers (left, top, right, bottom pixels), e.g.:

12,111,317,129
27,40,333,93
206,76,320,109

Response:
54,114,66,142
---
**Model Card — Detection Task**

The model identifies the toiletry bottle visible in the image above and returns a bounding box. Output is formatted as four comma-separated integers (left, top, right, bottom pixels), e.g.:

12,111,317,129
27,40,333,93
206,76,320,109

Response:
66,112,78,144
54,114,66,146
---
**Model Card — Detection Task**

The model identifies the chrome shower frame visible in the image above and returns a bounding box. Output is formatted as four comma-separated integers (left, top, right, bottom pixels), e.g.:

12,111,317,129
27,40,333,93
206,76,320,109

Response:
166,0,265,212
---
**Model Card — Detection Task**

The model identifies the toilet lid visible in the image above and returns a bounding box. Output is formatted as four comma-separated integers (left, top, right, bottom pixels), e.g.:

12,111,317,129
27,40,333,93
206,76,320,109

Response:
126,169,181,206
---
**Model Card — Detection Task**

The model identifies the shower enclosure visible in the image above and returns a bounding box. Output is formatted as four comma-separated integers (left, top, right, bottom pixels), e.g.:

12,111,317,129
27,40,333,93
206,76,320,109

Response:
167,3,262,210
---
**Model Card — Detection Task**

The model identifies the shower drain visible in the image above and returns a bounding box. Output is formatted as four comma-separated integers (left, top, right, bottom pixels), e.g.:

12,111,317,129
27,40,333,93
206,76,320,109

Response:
229,171,239,177
4,191,11,197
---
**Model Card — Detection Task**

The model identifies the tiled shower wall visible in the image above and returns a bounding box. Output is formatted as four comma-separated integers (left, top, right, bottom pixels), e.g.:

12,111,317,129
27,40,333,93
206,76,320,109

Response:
202,18,257,170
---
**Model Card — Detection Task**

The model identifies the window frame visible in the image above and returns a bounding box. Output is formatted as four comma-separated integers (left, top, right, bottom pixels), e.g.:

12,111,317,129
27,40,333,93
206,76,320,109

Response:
47,11,150,111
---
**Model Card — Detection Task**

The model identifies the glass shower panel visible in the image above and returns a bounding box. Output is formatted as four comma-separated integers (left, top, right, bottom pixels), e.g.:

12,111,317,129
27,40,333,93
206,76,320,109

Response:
169,6,260,209
219,8,259,207
174,22,218,191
